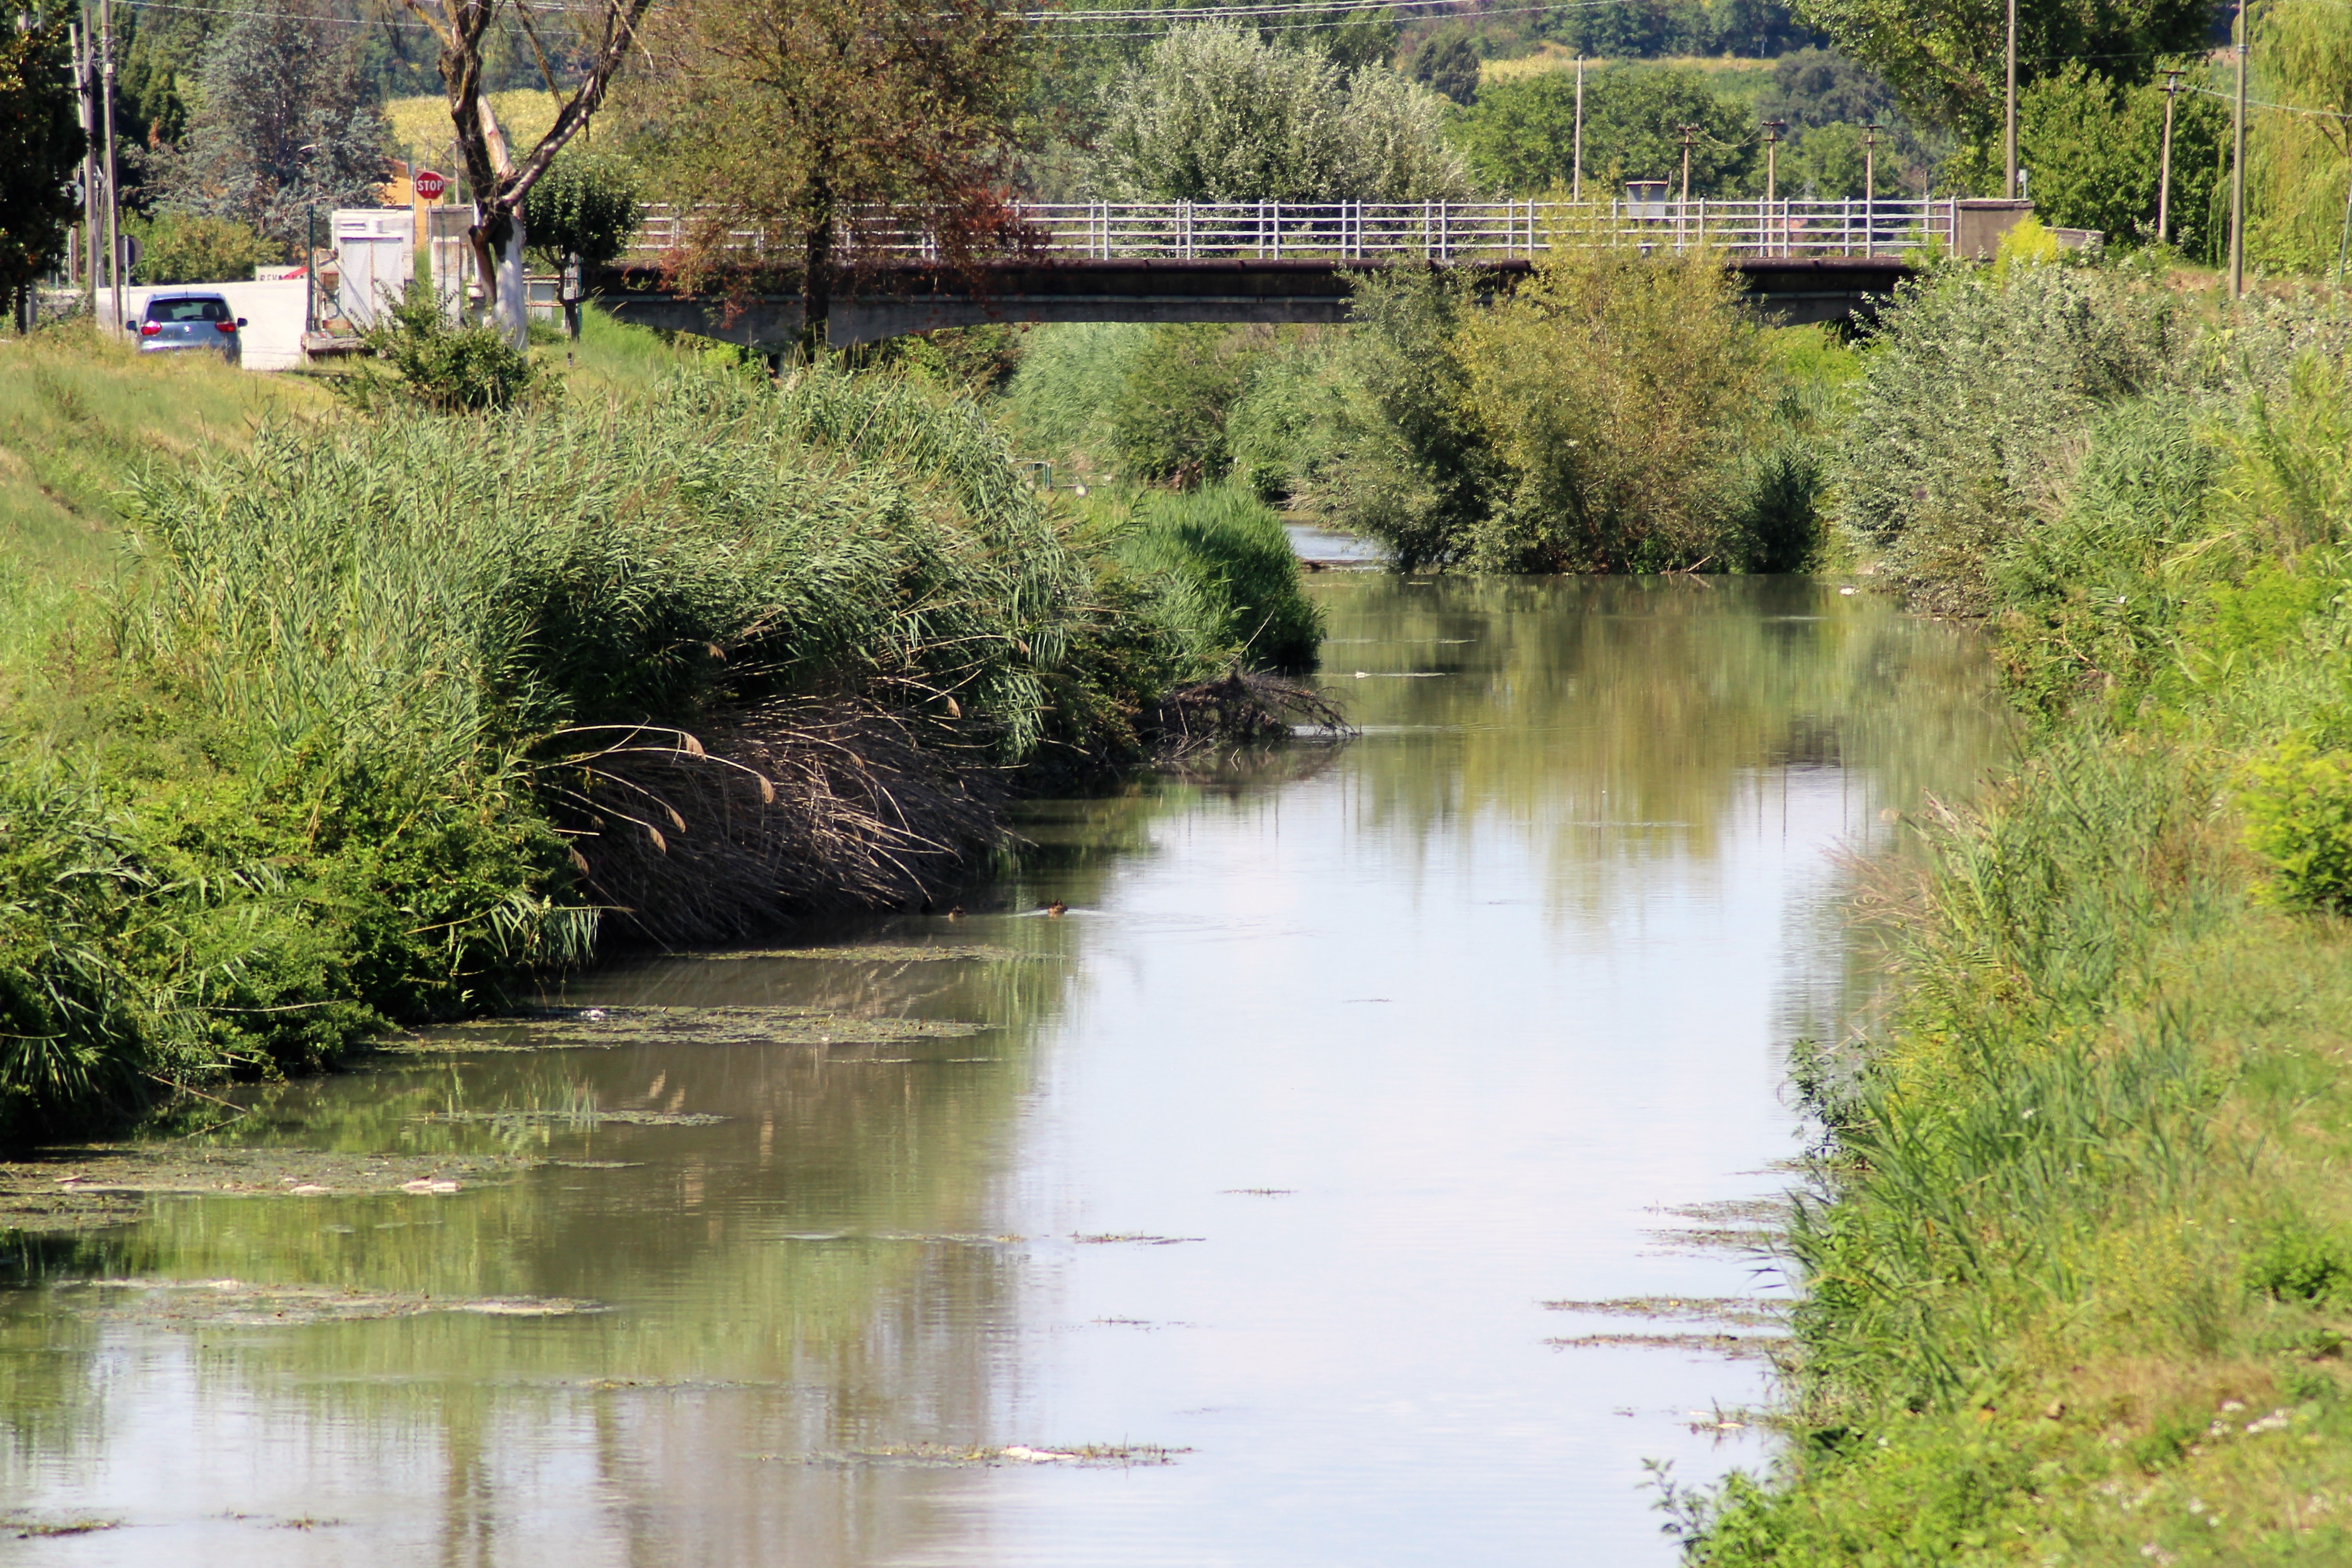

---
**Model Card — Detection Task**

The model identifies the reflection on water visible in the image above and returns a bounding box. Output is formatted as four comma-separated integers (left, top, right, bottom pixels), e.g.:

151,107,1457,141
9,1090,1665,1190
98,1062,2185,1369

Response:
0,577,2006,1567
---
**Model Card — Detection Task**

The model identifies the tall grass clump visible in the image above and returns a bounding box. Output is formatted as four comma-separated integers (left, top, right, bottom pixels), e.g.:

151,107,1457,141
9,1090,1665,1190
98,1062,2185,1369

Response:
1111,482,1324,671
1691,275,2352,1563
0,347,1323,1144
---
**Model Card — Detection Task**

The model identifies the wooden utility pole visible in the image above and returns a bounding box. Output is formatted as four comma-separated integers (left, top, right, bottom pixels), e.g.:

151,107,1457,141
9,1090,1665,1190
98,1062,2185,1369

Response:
98,0,119,329
1679,123,1696,250
71,17,94,308
2231,0,2248,298
2158,69,2182,245
2004,0,2019,199
1763,118,1784,255
1572,56,1585,202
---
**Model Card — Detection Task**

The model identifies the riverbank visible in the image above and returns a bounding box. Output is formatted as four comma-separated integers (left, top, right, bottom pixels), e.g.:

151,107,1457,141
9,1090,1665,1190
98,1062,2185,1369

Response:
1689,261,2352,1562
0,320,1325,1148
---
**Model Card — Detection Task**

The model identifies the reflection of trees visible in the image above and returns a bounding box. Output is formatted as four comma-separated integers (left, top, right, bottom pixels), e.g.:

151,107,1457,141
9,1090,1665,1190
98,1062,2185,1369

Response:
1318,574,2011,917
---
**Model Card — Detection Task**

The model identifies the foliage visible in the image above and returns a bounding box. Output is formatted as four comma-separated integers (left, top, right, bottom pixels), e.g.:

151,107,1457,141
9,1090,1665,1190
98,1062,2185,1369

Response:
2016,62,2228,257
1691,281,2352,1567
356,290,547,412
1788,0,2210,163
1546,0,1819,59
630,0,1025,344
2247,0,2352,274
1456,236,1766,571
0,17,86,325
146,0,387,256
127,212,278,285
1105,325,1264,487
2242,738,2352,911
521,148,643,266
1314,267,1500,570
1458,65,1755,195
1092,23,1471,202
1111,482,1324,670
1831,261,2181,612
1408,33,1481,106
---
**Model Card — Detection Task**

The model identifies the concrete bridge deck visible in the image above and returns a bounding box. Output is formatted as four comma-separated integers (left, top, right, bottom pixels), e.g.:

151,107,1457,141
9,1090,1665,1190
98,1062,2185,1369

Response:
591,254,1917,350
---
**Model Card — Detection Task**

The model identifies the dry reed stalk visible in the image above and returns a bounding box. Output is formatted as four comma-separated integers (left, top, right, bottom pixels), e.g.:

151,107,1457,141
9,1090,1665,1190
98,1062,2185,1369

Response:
536,697,1008,945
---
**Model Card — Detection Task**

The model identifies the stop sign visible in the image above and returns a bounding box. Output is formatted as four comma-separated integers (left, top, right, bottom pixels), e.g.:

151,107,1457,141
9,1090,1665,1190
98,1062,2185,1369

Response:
414,169,446,200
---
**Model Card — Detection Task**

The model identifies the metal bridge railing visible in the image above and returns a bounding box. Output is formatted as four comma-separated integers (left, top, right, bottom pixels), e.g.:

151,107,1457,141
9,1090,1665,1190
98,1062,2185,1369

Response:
624,198,1959,264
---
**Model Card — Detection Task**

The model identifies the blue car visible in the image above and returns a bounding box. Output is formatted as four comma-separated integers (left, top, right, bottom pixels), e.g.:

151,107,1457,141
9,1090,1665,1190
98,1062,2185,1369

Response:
133,293,246,363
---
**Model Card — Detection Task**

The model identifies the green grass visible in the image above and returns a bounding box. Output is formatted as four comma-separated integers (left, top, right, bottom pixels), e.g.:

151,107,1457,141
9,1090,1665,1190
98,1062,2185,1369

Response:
0,317,1321,1146
1689,274,2352,1565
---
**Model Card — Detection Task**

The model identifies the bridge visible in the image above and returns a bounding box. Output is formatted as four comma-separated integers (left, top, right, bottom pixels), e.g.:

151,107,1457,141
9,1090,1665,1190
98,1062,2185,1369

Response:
589,198,1998,349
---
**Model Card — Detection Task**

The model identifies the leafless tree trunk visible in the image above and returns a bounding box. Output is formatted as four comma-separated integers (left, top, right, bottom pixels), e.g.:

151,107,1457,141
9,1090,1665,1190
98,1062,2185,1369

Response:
399,0,653,347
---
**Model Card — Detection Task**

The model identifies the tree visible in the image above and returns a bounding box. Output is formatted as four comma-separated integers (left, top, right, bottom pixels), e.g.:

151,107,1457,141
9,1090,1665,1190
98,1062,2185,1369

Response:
522,148,641,267
1458,66,1754,196
0,13,82,329
2247,0,2352,269
1409,33,1481,106
128,212,277,283
1790,0,2208,157
402,0,655,348
151,0,387,258
1095,22,1471,202
2020,62,2226,257
634,0,1026,353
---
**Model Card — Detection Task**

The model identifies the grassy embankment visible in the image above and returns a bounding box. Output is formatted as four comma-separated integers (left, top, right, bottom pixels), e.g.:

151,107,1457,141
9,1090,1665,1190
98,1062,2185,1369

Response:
1681,257,2352,1563
0,315,1322,1148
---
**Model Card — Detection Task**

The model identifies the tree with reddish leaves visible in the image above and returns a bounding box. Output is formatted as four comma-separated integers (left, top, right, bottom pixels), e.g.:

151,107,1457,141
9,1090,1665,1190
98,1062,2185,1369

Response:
399,0,653,348
635,0,1028,353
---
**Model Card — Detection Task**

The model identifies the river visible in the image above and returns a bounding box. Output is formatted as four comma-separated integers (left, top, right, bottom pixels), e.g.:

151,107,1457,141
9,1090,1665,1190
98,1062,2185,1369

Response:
0,575,2006,1566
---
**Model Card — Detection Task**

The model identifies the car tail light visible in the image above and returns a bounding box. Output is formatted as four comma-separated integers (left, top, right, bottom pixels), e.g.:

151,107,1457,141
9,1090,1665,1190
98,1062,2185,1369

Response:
140,322,160,336
215,321,236,334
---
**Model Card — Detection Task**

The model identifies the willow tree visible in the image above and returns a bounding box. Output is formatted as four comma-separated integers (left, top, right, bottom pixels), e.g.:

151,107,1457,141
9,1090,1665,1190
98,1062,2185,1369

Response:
638,0,1027,351
0,13,83,330
399,0,653,346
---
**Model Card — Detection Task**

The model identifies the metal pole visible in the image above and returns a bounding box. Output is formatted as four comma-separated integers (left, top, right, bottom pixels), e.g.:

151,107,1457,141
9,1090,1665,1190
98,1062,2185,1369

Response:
1863,123,1879,257
2336,166,2352,287
2005,0,2019,199
99,0,119,331
1572,57,1585,203
1679,124,1695,249
2232,0,2248,298
2158,69,2182,245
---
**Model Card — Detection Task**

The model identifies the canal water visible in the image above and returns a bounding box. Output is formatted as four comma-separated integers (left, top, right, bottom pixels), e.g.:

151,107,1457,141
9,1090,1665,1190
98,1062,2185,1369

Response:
0,576,2006,1566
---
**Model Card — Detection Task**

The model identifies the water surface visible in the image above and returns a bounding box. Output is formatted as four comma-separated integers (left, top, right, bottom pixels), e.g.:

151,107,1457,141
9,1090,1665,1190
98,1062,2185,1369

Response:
0,576,2007,1566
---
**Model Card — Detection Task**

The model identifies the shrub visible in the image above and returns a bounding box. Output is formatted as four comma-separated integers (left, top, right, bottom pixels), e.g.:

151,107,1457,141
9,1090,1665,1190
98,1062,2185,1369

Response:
1106,324,1263,488
130,212,279,283
2246,1216,2352,1304
357,289,547,412
1113,481,1323,670
2241,737,2352,911
522,148,643,267
1455,234,1764,572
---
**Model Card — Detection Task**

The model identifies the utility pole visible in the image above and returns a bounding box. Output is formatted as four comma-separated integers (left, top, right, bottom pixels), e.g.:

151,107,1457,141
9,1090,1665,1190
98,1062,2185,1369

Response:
2158,69,2182,246
1572,56,1585,202
71,16,94,309
1863,123,1881,257
2005,0,2019,199
1763,118,1784,255
1679,123,1697,250
2232,0,2248,298
99,0,120,331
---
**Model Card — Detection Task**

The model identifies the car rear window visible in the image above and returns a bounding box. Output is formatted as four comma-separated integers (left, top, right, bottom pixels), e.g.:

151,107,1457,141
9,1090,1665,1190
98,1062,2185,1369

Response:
147,298,231,323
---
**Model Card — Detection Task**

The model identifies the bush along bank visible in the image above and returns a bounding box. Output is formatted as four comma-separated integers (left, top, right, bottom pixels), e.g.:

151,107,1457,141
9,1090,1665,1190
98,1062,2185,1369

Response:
1682,259,2352,1564
0,345,1328,1147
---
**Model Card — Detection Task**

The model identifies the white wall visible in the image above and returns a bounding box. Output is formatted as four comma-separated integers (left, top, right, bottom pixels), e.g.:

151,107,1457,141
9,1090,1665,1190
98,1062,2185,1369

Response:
110,279,311,373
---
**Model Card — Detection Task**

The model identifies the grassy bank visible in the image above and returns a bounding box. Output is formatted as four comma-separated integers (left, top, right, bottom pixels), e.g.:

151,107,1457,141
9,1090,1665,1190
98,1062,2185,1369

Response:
1687,260,2352,1563
0,319,1324,1147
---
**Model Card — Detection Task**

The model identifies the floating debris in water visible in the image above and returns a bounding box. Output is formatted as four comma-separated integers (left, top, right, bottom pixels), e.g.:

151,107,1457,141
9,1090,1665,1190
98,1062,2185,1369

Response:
679,944,1028,964
1221,1188,1295,1197
380,1005,984,1055
6,1516,122,1540
415,1109,729,1128
1546,1332,1786,1361
1542,1296,1788,1329
49,1277,604,1327
772,1442,1187,1469
1072,1233,1204,1246
0,1146,529,1230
